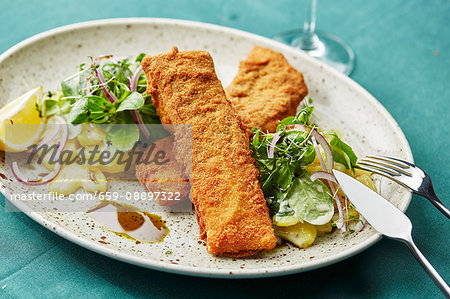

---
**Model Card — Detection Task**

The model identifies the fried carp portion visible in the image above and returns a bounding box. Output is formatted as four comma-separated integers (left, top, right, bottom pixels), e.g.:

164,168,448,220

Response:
141,47,277,256
226,46,308,134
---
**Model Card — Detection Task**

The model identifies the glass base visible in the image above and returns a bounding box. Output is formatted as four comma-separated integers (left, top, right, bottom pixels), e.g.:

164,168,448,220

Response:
273,29,355,76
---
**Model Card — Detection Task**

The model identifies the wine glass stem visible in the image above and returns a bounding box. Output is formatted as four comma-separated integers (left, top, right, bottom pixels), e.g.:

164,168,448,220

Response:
301,0,319,50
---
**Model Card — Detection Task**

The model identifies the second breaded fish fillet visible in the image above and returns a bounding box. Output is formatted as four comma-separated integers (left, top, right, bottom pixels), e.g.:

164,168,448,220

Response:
141,47,277,257
226,46,308,134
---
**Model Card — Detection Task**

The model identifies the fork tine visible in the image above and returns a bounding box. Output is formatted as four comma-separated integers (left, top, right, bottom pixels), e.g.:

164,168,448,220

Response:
365,155,414,168
357,162,400,177
358,159,412,177
363,155,450,219
357,163,413,192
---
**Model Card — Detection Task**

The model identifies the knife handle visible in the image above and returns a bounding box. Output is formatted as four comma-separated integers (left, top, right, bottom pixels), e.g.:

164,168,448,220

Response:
403,237,450,298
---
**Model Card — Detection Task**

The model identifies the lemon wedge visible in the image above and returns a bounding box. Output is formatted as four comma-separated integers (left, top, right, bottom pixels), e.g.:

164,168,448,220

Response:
0,86,46,152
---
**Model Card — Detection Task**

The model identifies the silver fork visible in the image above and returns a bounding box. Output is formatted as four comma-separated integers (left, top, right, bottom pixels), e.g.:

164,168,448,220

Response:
358,155,450,219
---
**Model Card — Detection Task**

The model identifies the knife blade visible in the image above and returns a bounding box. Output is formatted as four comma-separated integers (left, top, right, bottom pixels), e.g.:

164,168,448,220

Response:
332,169,450,296
332,169,411,239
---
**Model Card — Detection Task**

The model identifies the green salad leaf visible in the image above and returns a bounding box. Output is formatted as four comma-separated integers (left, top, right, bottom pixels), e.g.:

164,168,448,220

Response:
286,173,334,225
41,54,167,148
105,124,140,152
61,67,90,99
43,98,59,116
276,105,314,131
251,107,319,219
251,106,358,226
326,132,358,175
116,92,144,112
66,95,116,124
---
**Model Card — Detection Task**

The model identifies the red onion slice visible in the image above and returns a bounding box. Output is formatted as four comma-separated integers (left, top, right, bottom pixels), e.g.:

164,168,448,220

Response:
94,67,117,103
311,139,346,231
302,127,344,230
311,130,334,171
53,115,68,150
312,136,327,172
333,189,346,232
292,124,334,171
310,130,345,230
11,161,62,186
128,66,150,140
38,116,64,145
131,110,150,140
267,131,282,158
310,171,337,183
128,66,142,92
354,215,367,232
12,115,68,186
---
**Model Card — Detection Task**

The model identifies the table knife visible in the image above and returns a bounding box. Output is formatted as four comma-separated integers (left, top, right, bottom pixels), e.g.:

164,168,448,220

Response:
333,170,449,297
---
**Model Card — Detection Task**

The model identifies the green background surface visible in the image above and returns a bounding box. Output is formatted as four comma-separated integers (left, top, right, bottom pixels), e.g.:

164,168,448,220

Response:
0,0,449,298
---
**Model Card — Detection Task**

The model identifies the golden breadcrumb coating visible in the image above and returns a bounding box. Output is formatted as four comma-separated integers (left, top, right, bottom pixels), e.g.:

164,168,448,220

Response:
141,47,277,257
226,46,308,134
135,136,190,206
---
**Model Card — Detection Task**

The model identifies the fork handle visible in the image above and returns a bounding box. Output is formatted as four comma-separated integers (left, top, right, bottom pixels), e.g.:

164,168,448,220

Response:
403,237,450,297
424,189,450,219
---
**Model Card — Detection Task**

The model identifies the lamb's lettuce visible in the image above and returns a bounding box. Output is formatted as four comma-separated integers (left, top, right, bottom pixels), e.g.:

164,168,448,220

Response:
41,54,167,150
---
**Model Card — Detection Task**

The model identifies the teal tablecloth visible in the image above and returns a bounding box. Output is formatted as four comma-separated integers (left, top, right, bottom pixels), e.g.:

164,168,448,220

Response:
0,0,448,298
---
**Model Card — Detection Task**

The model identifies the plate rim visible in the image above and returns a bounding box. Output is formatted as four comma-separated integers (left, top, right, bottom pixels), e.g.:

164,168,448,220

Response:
0,17,413,278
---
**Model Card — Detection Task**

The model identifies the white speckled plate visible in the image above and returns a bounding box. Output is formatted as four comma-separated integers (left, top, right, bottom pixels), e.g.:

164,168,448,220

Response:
0,18,413,278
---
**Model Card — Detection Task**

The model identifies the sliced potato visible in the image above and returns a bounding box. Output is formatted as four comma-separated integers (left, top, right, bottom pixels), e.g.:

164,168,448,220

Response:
40,140,78,171
48,164,107,195
353,168,373,177
85,145,129,174
355,173,377,191
337,186,346,198
344,205,359,220
82,168,107,193
77,124,106,146
315,222,333,235
274,222,317,248
305,157,323,174
333,162,347,172
336,168,377,196
95,149,129,174
273,214,302,227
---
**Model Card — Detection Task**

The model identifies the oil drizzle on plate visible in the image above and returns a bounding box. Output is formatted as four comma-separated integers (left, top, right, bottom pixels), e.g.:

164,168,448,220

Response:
87,201,169,244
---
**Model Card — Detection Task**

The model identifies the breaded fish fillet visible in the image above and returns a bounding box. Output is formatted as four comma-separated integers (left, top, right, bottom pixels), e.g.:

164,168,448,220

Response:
141,47,277,256
226,46,308,134
135,136,190,206
136,47,307,194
